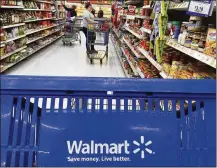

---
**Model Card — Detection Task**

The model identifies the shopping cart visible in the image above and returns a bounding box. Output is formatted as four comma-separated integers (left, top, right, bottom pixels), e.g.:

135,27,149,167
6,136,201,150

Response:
62,17,82,46
87,19,110,64
1,76,216,167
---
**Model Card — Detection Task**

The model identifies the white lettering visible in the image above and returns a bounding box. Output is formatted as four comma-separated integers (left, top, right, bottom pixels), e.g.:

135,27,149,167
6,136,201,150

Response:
67,140,131,155
81,144,90,154
67,141,82,154
95,143,109,154
124,140,130,154
109,143,118,154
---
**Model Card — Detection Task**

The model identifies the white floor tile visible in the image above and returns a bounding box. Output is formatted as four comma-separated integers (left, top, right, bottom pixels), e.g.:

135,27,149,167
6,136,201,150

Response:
6,32,125,78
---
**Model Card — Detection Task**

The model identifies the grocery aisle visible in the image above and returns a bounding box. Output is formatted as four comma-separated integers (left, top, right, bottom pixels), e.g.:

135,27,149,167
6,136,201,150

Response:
6,33,125,77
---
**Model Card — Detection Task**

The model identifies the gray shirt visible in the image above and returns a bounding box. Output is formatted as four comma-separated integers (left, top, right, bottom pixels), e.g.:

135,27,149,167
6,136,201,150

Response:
83,10,95,28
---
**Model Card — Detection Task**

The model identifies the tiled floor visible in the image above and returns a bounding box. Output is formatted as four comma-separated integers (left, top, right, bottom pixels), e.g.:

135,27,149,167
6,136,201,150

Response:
6,33,125,77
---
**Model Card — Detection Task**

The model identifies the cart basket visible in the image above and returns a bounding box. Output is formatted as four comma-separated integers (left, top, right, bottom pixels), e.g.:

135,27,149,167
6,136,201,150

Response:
1,76,216,167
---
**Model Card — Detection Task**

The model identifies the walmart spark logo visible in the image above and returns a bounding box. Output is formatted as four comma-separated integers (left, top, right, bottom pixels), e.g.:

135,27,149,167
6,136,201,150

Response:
133,136,154,159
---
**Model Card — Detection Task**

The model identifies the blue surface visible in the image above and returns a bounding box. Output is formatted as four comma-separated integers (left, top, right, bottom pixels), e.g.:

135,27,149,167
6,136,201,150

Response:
1,75,216,93
1,76,216,167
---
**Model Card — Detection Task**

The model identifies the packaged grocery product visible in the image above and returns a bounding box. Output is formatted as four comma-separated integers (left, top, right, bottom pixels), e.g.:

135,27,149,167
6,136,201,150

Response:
161,63,171,75
180,22,189,33
184,37,192,48
204,28,216,57
191,38,199,50
0,46,4,57
198,39,206,52
171,21,181,39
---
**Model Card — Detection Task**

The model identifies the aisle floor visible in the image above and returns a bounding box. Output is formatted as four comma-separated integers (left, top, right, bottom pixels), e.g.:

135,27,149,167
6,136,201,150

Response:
6,33,125,77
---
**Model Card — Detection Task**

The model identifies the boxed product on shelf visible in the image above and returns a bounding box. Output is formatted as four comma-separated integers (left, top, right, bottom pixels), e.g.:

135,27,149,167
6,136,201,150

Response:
0,0,17,6
161,46,216,79
204,28,216,57
23,1,38,9
171,16,216,58
5,26,25,40
0,11,24,26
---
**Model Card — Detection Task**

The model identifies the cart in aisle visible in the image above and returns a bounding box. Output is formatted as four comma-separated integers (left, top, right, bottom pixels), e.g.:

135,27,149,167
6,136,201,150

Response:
87,19,110,64
62,17,82,46
1,76,216,167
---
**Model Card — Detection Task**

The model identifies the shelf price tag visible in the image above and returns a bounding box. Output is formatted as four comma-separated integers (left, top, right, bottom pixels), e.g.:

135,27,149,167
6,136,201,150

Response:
126,15,136,20
187,0,215,17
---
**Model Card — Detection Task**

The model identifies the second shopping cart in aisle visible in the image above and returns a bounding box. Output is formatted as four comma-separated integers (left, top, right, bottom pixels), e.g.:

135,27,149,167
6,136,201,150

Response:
87,19,110,64
62,17,82,46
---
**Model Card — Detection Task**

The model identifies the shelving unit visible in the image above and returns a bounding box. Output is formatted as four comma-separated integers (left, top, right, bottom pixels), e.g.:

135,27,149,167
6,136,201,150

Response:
25,24,58,35
1,46,27,60
121,47,138,76
123,37,143,59
0,0,64,72
111,35,130,78
138,47,162,71
166,39,216,69
2,23,25,29
124,26,144,39
24,17,56,23
1,35,26,44
1,36,62,72
0,5,24,9
113,0,216,80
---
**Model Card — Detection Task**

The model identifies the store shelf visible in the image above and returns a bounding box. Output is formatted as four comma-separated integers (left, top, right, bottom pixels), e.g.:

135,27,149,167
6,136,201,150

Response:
26,30,60,44
142,5,153,9
140,27,152,34
51,18,64,20
126,15,150,19
4,35,26,43
24,18,55,23
160,72,168,79
1,46,27,60
113,28,120,38
25,24,58,35
123,37,144,59
137,67,145,78
169,2,189,10
121,47,138,75
111,36,129,78
1,36,62,73
124,26,144,39
0,5,24,9
166,39,216,69
2,23,25,29
169,2,216,11
138,47,162,71
36,0,54,4
22,8,52,11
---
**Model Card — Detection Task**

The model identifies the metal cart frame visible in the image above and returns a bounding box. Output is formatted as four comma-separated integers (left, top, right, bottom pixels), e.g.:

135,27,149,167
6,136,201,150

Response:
86,19,111,65
1,76,216,167
62,17,82,46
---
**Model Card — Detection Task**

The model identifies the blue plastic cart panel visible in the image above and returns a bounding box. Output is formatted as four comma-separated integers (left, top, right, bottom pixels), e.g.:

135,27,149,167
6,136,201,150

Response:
1,76,216,167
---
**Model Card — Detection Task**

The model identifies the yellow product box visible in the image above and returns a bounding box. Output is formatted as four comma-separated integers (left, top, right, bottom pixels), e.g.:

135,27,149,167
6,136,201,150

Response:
0,46,4,57
204,28,216,57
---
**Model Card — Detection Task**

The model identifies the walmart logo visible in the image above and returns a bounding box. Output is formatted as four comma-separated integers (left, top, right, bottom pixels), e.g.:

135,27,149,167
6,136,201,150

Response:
67,136,154,159
133,136,154,159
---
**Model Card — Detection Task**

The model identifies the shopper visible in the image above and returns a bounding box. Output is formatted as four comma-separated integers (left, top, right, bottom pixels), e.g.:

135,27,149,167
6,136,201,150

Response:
98,9,104,18
62,4,77,18
91,8,96,17
83,2,98,54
